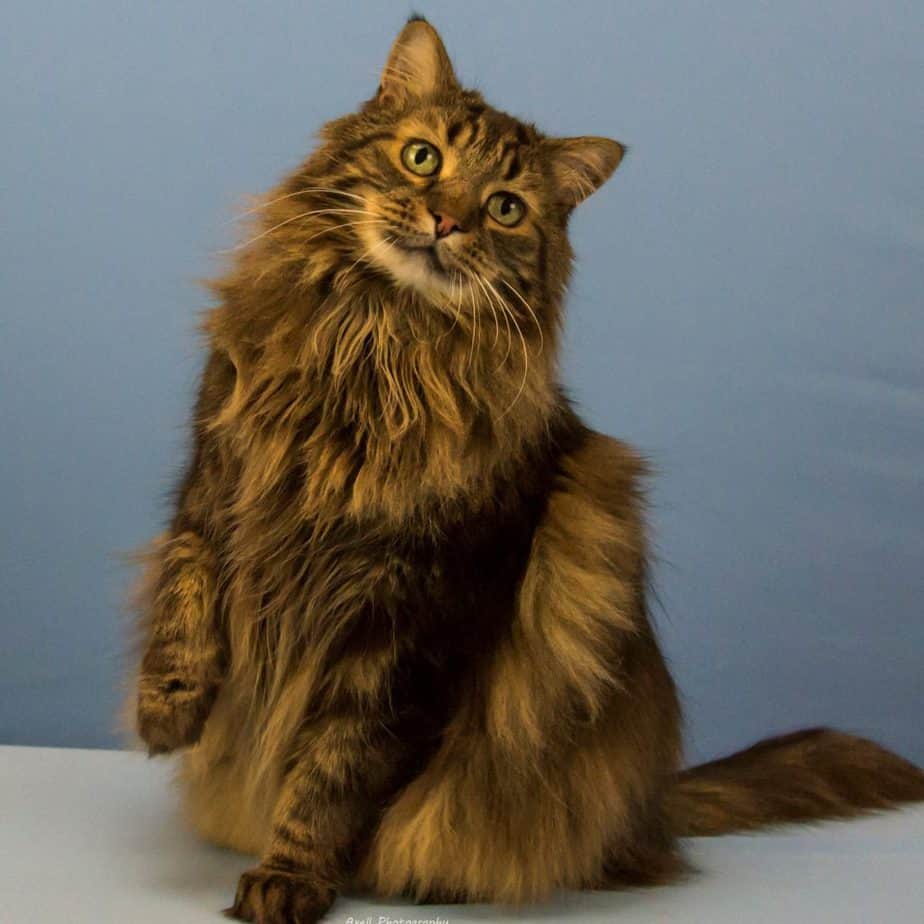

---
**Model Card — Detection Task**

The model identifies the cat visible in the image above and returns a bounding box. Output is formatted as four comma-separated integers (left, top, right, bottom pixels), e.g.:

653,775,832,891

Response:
133,17,924,924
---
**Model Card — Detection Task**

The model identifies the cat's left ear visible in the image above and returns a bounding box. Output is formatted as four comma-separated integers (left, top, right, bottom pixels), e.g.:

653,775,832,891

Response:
377,17,459,108
545,136,626,209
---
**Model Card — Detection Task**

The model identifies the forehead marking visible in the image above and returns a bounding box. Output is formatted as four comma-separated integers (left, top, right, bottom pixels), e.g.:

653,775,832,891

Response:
340,130,395,157
446,120,464,145
465,117,484,147
498,141,523,182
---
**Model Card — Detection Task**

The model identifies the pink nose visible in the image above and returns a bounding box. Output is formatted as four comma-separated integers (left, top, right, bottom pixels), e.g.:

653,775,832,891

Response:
432,211,462,238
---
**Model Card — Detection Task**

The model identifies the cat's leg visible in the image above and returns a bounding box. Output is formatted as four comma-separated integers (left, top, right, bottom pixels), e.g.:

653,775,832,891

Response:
135,530,224,754
359,433,684,903
135,350,233,755
227,711,405,924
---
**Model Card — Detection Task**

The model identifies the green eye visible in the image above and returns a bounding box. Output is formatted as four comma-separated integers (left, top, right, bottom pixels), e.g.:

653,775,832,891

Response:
401,140,442,177
486,192,526,227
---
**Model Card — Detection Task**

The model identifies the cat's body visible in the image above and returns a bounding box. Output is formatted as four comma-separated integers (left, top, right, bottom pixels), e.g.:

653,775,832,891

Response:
134,19,924,923
172,390,681,900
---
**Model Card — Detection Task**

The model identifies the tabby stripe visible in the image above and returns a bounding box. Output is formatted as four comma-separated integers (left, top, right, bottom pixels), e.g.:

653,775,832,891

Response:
501,145,522,181
536,225,549,287
337,131,395,158
273,821,309,850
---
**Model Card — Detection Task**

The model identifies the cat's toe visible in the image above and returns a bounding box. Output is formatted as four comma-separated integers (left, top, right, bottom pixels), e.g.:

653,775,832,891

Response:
137,675,213,754
226,866,335,924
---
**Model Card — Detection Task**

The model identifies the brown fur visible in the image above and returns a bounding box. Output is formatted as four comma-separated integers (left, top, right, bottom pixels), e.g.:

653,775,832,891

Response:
130,18,924,924
665,727,924,837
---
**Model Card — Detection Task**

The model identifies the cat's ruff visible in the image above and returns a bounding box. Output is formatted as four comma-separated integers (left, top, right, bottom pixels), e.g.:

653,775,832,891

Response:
132,17,924,924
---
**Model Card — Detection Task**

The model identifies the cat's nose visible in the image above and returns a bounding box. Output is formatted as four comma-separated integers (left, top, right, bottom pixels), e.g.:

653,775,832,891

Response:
430,210,463,239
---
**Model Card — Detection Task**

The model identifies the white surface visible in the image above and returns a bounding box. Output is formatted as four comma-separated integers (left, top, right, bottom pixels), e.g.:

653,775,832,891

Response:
2,745,923,923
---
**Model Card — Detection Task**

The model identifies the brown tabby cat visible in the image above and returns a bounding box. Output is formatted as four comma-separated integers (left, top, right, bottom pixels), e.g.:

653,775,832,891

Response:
133,17,924,924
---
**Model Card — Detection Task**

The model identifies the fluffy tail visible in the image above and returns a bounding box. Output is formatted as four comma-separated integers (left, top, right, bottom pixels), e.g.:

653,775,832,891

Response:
665,727,924,837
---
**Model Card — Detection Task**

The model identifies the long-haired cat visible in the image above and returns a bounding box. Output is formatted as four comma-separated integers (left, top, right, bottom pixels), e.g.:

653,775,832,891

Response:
133,17,924,924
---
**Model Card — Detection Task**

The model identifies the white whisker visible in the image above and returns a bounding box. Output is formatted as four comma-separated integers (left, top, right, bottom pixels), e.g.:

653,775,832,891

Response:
229,186,366,221
223,208,372,252
496,289,530,418
437,271,466,342
502,280,544,355
482,277,514,370
466,273,480,371
472,273,501,349
343,234,396,277
300,218,388,244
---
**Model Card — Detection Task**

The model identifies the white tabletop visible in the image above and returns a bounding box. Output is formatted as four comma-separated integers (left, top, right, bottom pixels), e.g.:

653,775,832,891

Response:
2,745,923,923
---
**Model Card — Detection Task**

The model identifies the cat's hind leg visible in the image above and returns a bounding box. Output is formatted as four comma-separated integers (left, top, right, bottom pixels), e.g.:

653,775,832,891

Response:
358,433,685,904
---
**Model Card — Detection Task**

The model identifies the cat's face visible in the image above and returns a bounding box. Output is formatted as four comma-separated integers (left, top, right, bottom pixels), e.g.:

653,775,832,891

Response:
349,103,549,304
311,19,624,317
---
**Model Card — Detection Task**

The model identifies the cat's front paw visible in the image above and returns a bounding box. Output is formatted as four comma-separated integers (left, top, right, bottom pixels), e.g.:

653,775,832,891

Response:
136,671,215,755
226,866,336,924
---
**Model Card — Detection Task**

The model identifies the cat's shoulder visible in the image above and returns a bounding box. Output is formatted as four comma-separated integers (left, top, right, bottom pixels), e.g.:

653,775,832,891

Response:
553,426,650,524
529,425,648,574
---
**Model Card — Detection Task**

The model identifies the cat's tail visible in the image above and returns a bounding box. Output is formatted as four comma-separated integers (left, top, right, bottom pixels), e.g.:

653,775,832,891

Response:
663,727,924,837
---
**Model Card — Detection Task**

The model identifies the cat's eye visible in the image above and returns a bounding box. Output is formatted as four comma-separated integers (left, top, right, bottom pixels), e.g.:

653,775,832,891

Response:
401,140,442,177
486,192,526,228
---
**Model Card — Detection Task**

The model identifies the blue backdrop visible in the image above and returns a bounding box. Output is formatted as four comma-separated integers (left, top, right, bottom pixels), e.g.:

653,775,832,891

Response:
2,1,922,761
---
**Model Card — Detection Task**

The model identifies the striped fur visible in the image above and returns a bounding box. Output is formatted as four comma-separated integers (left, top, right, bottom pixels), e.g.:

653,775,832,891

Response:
130,18,924,924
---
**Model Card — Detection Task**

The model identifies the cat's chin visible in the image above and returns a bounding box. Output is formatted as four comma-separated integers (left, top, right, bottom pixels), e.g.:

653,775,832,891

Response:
362,233,456,301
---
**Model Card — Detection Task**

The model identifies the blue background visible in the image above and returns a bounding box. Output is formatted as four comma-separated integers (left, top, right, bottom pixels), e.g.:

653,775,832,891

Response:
2,1,922,761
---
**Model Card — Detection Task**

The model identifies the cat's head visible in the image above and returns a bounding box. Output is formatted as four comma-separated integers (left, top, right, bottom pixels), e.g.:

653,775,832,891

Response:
277,18,624,324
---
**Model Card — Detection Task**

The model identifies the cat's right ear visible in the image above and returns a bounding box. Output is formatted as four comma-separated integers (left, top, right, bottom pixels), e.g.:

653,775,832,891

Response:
544,136,626,209
377,17,459,108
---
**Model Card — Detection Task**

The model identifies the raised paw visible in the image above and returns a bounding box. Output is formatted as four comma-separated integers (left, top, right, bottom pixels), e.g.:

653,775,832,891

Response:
226,866,336,924
136,671,215,755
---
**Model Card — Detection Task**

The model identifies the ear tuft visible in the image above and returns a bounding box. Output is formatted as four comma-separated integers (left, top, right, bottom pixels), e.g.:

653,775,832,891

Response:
546,136,626,208
378,19,459,108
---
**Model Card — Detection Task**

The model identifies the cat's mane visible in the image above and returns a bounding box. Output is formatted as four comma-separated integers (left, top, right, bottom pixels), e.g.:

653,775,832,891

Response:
202,161,561,531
